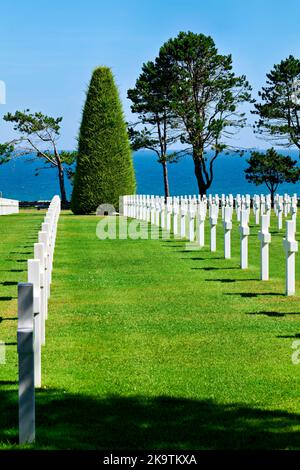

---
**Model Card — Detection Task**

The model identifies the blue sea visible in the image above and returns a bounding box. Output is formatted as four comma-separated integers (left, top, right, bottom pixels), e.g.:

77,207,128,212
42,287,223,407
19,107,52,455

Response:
0,150,299,201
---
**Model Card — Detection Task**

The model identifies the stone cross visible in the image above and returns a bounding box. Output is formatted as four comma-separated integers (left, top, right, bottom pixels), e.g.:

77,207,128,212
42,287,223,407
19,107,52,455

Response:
241,195,246,212
283,194,289,217
135,195,139,219
277,199,283,230
150,196,155,225
160,198,165,229
239,209,250,269
223,206,232,259
141,195,145,220
173,198,179,236
265,196,271,227
139,195,143,220
292,204,297,223
197,204,205,247
42,222,52,286
28,259,41,388
146,195,151,222
155,197,160,226
142,195,147,221
283,220,298,296
180,200,187,238
131,195,135,218
38,231,50,301
245,194,251,218
166,197,172,232
258,214,271,280
34,243,46,345
221,194,226,220
215,194,220,212
236,194,241,222
18,283,35,445
188,202,196,242
209,204,218,252
274,194,279,216
253,195,260,225
260,194,266,215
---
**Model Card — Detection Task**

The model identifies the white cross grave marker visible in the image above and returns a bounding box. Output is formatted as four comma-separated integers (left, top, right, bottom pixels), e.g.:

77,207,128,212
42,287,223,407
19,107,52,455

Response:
239,209,250,269
258,214,271,280
283,220,298,296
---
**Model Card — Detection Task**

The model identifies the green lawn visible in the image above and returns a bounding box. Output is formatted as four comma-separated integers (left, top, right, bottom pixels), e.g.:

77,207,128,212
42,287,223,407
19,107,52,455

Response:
1,209,300,449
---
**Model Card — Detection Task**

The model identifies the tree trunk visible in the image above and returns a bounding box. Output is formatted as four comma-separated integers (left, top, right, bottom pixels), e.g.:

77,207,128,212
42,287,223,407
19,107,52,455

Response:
193,153,208,196
57,159,68,206
270,188,275,208
162,161,170,199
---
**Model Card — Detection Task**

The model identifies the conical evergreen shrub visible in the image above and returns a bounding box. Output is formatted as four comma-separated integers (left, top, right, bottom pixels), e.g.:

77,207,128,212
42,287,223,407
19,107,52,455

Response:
71,67,136,214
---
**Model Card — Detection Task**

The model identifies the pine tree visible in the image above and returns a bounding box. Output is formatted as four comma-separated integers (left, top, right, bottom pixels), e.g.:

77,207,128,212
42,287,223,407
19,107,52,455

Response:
71,67,136,214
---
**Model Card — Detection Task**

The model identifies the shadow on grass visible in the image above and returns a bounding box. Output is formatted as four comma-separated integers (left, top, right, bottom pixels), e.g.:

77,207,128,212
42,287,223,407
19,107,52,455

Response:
179,252,224,259
0,269,25,273
225,292,284,298
205,278,258,283
0,317,17,323
247,311,300,318
277,333,300,338
0,380,18,386
246,311,285,318
180,257,216,261
0,296,14,301
162,240,186,244
0,281,18,286
191,267,238,271
178,250,203,254
1,390,300,450
5,259,27,263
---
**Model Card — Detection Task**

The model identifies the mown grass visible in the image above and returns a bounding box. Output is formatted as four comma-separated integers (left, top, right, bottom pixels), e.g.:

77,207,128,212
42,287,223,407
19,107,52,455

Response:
0,209,300,449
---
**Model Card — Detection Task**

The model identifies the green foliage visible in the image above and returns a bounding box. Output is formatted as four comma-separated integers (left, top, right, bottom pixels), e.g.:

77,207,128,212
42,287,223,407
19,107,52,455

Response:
156,31,252,194
0,143,14,165
2,110,75,204
245,147,300,199
71,67,136,214
4,110,62,135
128,31,252,196
127,60,181,161
254,55,300,148
128,60,182,197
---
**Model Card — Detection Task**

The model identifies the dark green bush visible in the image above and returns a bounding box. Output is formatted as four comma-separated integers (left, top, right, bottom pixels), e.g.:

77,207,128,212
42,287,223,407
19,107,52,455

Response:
71,67,136,214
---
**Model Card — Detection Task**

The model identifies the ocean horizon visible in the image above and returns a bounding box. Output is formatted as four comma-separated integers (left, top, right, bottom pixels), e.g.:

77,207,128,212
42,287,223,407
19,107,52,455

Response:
0,150,299,201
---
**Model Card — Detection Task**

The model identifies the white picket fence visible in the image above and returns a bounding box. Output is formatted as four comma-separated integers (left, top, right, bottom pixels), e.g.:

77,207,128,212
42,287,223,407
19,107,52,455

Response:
122,192,298,297
17,195,61,444
0,197,19,215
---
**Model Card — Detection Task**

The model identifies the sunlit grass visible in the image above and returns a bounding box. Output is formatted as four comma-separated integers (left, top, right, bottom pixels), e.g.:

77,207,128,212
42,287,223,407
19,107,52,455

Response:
0,209,300,449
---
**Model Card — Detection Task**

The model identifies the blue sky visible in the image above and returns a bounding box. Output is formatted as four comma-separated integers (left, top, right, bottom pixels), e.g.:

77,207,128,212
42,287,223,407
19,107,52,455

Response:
1,0,300,149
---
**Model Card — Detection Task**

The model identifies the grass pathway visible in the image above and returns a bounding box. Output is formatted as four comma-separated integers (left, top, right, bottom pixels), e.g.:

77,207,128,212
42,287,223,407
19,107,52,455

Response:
1,211,300,449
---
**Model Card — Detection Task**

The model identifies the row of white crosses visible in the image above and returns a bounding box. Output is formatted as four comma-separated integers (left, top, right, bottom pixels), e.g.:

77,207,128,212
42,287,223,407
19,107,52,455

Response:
124,192,296,235
17,195,61,445
252,193,298,230
123,194,208,244
123,192,298,296
0,197,19,215
274,194,298,229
